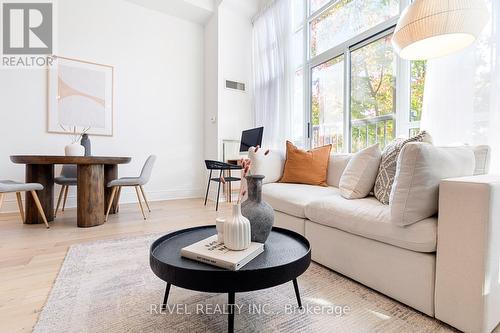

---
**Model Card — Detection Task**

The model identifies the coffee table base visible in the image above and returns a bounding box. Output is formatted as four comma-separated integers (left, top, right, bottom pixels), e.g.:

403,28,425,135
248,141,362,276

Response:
162,283,172,310
228,291,235,333
160,279,303,333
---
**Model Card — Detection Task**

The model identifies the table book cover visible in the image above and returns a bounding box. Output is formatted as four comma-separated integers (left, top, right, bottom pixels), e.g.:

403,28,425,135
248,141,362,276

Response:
181,235,264,271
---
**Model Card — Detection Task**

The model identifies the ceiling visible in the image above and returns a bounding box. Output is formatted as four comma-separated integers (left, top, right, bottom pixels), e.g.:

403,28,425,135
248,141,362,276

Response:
124,0,215,24
123,0,262,25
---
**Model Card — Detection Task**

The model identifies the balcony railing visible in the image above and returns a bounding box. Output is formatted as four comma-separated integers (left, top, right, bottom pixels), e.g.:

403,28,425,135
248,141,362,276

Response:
312,123,344,152
313,114,395,152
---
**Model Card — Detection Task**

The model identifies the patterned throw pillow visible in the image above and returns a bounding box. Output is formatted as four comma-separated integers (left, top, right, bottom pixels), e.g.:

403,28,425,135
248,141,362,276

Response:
374,131,432,205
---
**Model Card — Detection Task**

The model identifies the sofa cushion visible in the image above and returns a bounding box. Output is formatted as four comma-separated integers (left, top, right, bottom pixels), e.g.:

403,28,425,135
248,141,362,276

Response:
390,143,475,226
262,183,340,218
304,195,437,252
339,144,381,199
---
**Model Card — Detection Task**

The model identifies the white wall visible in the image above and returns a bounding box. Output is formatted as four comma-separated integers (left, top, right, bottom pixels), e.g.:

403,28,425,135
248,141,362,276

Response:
0,0,205,211
203,0,258,162
204,11,219,160
218,1,255,156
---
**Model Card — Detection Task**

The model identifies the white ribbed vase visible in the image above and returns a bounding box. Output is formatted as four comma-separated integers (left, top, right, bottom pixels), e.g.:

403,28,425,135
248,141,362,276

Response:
65,143,85,156
224,204,251,251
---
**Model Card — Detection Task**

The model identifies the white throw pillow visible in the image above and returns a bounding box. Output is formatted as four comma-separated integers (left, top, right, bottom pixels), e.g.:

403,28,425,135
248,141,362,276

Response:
374,131,433,204
339,144,381,199
390,143,475,226
247,147,285,184
327,154,352,187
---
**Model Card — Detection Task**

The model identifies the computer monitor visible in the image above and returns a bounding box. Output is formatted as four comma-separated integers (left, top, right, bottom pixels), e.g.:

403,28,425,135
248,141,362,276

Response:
239,127,264,153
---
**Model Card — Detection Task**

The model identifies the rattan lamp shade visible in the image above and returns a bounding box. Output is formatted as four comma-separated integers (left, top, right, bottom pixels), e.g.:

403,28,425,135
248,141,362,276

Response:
393,0,489,60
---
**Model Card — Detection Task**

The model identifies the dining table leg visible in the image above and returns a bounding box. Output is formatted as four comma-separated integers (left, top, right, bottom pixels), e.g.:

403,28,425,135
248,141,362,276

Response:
104,164,119,215
25,164,54,224
77,164,105,227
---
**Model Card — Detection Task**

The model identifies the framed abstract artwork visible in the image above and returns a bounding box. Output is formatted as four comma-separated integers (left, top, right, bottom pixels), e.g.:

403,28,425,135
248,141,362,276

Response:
47,56,114,136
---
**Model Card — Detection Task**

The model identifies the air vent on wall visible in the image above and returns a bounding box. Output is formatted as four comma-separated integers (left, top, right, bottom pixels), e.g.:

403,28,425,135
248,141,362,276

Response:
225,80,246,92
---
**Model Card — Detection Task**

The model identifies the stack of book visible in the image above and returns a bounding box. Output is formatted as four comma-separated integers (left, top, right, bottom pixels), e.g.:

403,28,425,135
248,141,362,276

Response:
181,235,264,271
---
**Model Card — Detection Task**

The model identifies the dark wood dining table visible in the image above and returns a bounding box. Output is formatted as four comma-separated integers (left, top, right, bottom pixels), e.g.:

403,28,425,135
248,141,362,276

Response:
10,155,131,228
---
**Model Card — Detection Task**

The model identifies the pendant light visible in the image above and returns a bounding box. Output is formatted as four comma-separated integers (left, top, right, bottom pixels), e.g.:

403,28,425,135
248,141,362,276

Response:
392,0,489,60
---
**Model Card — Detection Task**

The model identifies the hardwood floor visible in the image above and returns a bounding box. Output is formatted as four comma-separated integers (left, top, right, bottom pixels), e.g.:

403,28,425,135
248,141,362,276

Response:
0,198,230,333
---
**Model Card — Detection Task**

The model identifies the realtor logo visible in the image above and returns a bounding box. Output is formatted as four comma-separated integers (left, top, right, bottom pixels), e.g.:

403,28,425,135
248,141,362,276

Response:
2,2,52,54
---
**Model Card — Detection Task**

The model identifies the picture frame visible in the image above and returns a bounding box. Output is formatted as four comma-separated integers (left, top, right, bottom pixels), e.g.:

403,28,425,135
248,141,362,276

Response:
47,55,114,136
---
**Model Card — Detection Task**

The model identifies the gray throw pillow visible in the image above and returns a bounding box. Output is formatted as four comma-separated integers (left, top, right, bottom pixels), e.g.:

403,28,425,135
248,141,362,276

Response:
374,131,432,204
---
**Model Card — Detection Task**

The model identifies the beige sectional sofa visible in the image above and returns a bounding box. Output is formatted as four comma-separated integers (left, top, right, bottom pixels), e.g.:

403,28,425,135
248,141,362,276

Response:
250,145,500,333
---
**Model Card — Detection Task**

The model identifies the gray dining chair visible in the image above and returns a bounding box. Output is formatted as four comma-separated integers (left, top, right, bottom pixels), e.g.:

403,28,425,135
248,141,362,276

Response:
54,165,77,217
0,180,49,228
105,155,156,221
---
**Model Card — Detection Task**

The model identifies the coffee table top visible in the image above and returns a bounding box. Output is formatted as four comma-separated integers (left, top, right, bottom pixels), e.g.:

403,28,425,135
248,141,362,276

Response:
150,226,311,293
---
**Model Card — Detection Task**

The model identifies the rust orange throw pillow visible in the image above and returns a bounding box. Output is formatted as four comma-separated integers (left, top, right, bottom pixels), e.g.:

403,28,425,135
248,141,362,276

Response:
279,141,332,186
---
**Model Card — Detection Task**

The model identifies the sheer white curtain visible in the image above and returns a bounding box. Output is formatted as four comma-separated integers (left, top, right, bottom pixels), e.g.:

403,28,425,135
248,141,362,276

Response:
252,0,293,150
421,0,500,171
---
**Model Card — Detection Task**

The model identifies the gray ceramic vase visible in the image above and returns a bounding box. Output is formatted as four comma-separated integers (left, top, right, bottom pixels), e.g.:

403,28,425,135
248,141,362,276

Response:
80,134,91,156
241,175,274,243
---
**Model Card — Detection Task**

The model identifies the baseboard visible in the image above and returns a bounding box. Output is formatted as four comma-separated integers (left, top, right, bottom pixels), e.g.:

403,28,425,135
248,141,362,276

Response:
0,187,205,213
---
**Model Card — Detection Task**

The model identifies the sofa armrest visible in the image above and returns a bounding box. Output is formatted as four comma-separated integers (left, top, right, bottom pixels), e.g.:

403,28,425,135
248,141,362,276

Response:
436,175,500,333
248,148,285,184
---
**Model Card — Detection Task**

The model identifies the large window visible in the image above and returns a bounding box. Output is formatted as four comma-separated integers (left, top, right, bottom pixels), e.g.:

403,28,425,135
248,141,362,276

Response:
292,68,305,146
311,56,345,150
291,0,306,147
310,0,399,57
293,0,424,152
409,60,426,135
309,0,330,13
351,35,396,152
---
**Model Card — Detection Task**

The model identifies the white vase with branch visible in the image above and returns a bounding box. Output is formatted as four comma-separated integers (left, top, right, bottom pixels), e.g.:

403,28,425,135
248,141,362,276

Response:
219,146,270,250
61,125,90,156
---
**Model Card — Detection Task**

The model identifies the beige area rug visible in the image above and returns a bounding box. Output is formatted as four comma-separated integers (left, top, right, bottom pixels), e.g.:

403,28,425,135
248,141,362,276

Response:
33,234,457,333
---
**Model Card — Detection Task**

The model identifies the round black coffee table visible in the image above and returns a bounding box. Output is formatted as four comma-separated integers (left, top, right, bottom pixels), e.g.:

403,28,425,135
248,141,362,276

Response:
150,225,311,333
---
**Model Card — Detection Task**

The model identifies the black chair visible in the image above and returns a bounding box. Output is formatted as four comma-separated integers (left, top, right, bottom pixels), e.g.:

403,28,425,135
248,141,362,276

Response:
204,160,243,211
